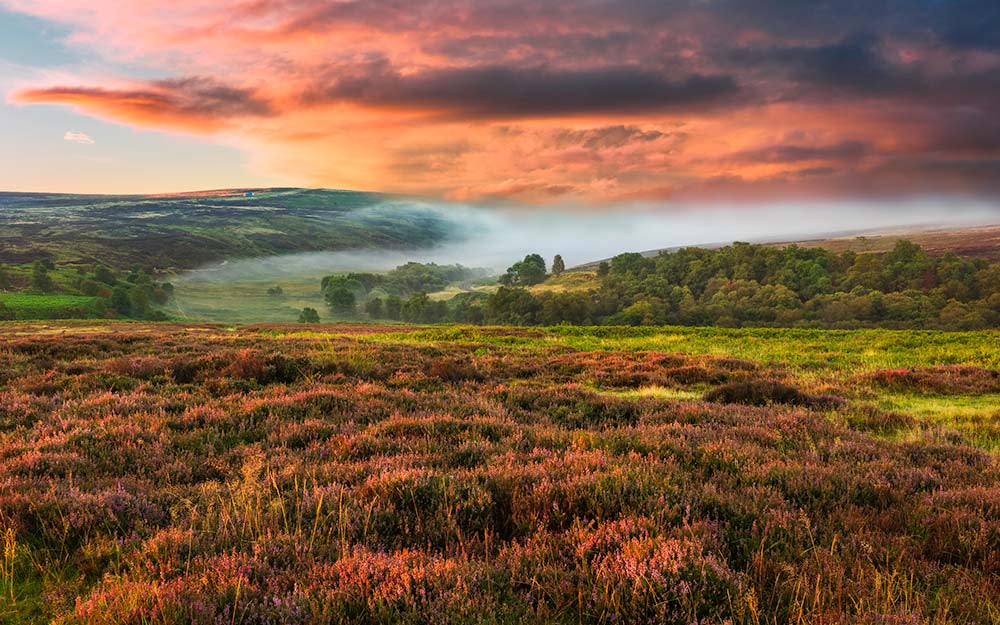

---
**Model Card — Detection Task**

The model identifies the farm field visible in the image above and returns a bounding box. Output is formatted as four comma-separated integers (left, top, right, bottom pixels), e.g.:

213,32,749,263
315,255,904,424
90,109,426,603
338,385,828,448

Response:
0,293,99,320
1,322,998,624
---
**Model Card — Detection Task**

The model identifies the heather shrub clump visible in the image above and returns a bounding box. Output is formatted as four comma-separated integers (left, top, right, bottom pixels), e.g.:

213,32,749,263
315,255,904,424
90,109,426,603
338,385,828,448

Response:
703,379,843,409
0,323,997,624
868,365,1000,394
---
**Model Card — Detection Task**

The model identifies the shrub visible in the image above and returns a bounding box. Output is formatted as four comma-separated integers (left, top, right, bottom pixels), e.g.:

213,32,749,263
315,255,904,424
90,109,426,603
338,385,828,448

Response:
425,357,482,383
868,366,1000,394
298,307,320,323
703,379,843,408
844,404,917,433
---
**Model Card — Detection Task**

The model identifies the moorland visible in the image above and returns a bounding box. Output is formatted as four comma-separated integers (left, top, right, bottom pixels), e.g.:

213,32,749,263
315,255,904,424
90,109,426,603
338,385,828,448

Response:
0,323,998,624
1,189,999,624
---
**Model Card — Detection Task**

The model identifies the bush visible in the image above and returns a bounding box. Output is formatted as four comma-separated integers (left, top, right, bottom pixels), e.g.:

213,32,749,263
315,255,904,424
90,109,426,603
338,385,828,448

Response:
298,307,320,323
868,366,1000,394
425,357,482,382
703,379,843,408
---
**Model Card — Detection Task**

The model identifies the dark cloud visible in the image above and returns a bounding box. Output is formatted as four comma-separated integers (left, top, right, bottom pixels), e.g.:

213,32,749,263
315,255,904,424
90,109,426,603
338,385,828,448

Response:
153,76,273,117
726,34,926,97
925,110,1000,154
725,31,1000,113
16,76,272,128
933,0,1000,50
730,140,872,163
421,31,661,67
675,155,1000,200
307,63,740,118
870,156,1000,191
551,125,668,150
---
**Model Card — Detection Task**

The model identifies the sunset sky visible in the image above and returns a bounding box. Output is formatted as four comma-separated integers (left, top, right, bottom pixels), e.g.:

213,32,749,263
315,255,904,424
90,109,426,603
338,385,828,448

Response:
3,1,1000,204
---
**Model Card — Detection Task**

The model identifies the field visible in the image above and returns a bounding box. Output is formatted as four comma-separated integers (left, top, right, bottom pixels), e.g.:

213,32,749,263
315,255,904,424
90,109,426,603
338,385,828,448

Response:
166,275,328,324
1,322,998,624
0,294,98,319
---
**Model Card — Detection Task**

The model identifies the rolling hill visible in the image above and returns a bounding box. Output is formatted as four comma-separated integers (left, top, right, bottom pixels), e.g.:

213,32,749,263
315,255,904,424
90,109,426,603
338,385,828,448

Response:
0,188,467,272
574,224,1000,270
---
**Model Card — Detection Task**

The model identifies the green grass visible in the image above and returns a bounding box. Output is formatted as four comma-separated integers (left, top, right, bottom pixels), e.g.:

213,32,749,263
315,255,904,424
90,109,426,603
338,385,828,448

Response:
0,293,98,319
528,270,598,293
602,385,704,400
358,325,1000,371
881,393,1000,451
164,275,329,323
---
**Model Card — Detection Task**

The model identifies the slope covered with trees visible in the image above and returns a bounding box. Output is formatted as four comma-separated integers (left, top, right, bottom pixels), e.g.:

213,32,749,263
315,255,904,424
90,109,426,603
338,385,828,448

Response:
349,242,1000,330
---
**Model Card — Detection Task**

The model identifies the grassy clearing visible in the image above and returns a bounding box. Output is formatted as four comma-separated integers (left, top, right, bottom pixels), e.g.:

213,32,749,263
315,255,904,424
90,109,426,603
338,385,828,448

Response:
880,393,1000,451
528,271,598,293
0,293,98,319
360,325,1000,370
164,275,327,323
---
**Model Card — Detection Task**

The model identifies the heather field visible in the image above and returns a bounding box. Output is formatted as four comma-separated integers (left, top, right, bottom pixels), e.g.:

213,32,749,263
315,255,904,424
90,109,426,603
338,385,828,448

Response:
1,322,999,624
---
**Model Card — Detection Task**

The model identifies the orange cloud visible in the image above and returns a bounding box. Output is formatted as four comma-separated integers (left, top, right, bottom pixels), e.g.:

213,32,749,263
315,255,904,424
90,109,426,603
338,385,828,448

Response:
5,0,1000,202
14,77,272,133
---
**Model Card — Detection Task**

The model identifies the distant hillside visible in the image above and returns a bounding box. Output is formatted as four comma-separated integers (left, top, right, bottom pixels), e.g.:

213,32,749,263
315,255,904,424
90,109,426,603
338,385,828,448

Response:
761,225,1000,260
0,188,465,271
574,224,1000,270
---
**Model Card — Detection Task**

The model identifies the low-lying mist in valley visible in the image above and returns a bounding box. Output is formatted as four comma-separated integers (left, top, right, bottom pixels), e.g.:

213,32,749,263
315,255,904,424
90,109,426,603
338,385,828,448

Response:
170,196,1000,322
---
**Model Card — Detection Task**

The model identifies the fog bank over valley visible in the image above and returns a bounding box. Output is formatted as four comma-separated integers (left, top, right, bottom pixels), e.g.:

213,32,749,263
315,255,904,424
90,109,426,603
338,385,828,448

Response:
179,196,1000,283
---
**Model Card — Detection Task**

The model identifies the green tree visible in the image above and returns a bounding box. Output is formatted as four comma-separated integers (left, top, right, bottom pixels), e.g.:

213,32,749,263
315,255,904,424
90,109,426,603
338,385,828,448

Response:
0,264,10,290
298,307,320,323
500,254,547,286
402,293,447,323
80,279,103,296
31,261,54,292
325,287,356,315
552,254,565,276
130,287,151,317
538,291,590,324
93,265,116,285
365,297,384,318
609,252,649,276
150,286,170,305
384,295,402,320
450,292,486,324
486,287,541,324
111,286,132,316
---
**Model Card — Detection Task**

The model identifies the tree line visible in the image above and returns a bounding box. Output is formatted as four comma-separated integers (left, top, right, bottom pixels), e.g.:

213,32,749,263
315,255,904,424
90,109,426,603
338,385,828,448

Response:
320,242,1000,329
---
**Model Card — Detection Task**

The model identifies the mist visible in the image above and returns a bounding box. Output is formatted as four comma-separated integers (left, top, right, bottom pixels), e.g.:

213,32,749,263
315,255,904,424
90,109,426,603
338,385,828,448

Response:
179,195,1000,284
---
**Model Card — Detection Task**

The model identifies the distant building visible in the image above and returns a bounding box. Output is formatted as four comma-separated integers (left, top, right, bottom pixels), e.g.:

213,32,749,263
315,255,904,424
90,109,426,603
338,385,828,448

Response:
244,191,254,198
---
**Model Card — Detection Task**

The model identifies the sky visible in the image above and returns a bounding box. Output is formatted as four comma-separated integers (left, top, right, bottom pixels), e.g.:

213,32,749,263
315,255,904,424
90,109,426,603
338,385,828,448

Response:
2,0,1000,205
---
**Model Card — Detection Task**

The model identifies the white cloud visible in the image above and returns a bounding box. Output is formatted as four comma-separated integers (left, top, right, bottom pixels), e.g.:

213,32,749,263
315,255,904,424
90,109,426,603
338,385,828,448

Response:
64,130,95,144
